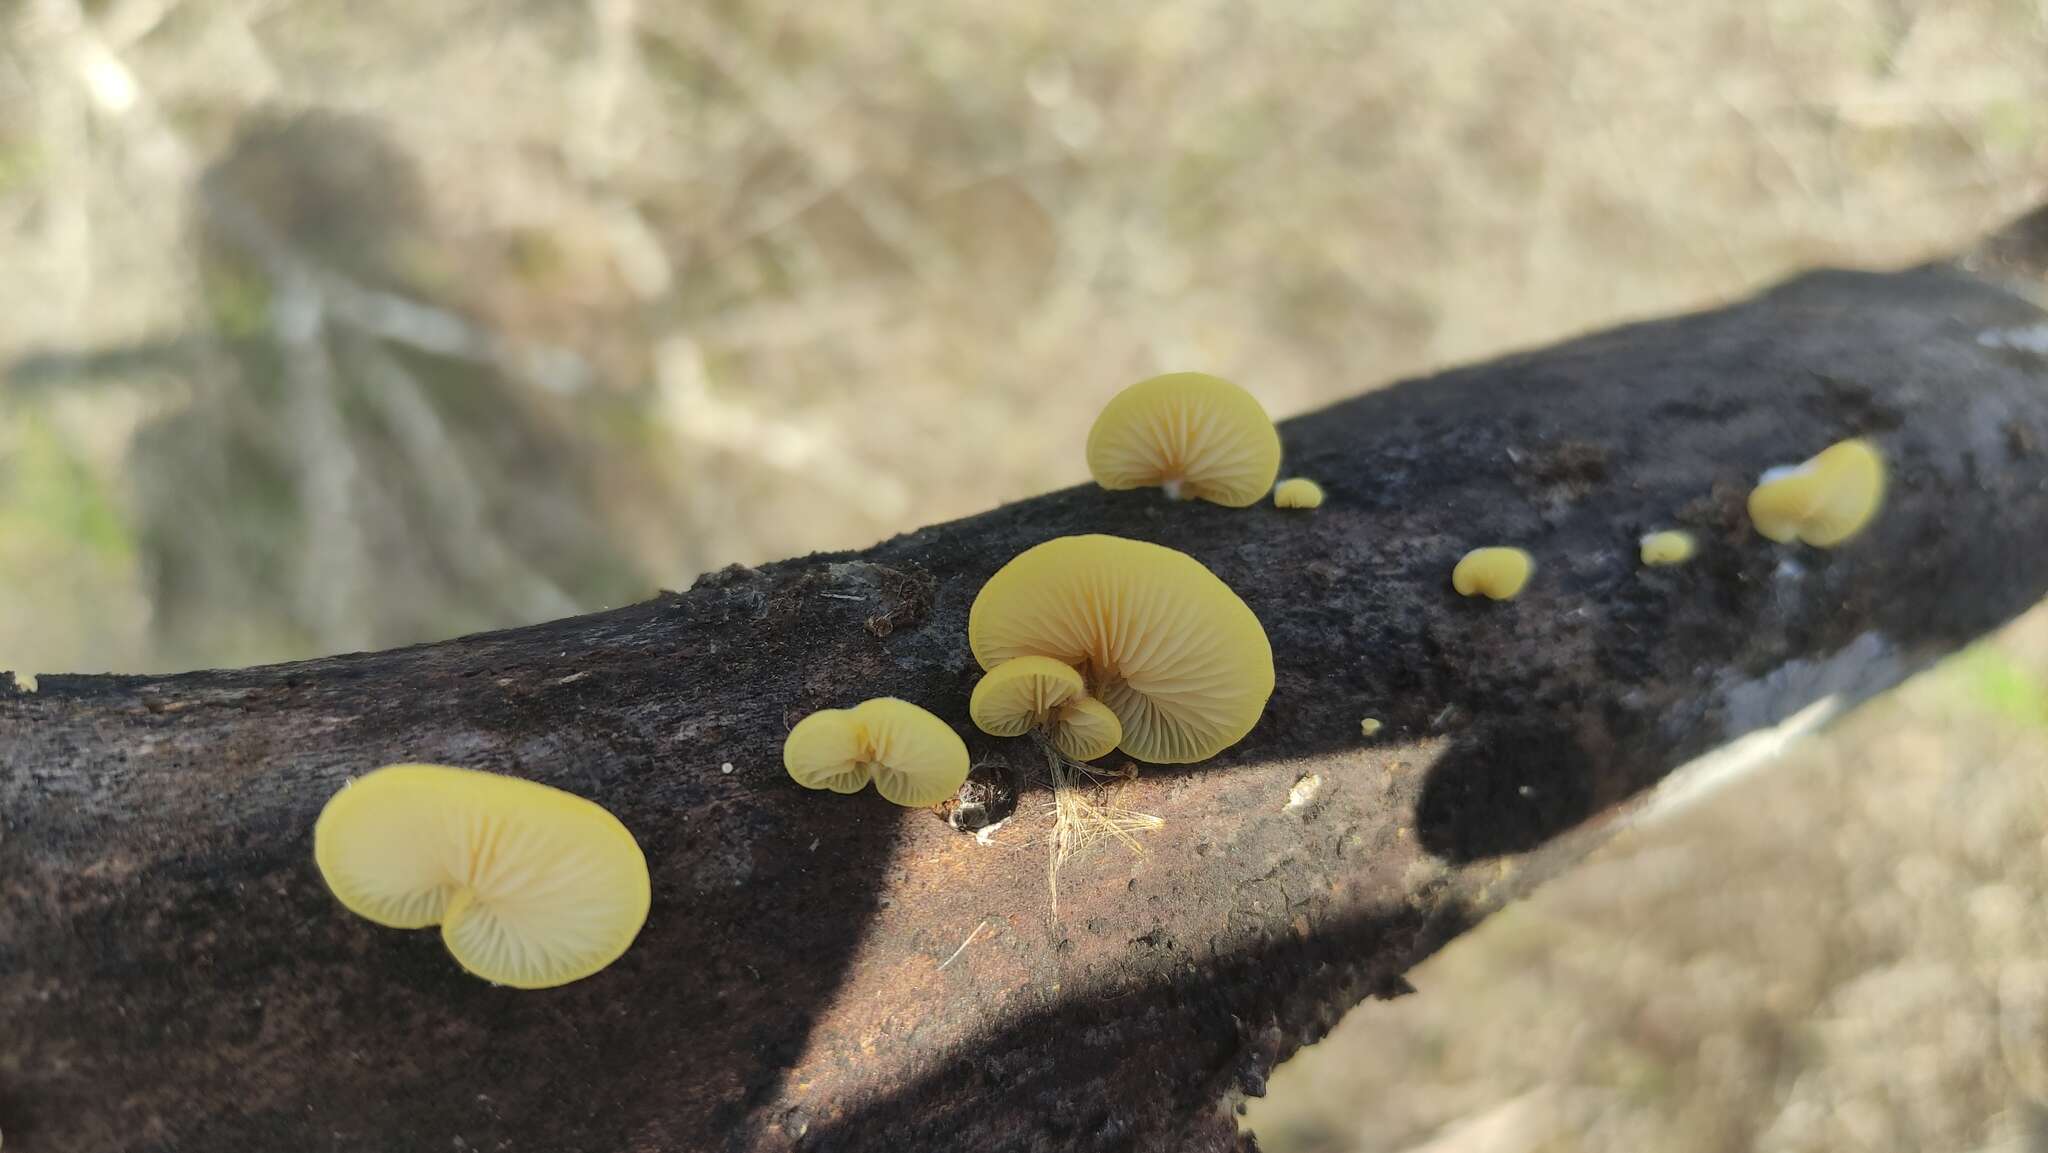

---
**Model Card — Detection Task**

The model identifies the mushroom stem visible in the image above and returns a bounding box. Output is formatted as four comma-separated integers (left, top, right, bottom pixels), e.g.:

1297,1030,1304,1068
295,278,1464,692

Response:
1161,477,1186,501
1030,733,1162,922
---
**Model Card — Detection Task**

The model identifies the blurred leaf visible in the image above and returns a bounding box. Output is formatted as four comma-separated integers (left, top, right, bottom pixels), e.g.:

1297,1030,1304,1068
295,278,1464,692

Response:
1954,644,2048,729
202,261,273,339
0,411,133,560
0,139,42,198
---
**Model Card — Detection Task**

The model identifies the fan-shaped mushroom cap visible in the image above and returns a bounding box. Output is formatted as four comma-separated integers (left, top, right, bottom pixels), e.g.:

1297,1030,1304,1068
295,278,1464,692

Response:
1639,530,1697,566
1273,478,1324,509
969,534,1274,763
968,656,1126,761
1052,696,1123,761
969,655,1087,737
1452,547,1533,600
783,697,970,807
313,764,650,989
1085,373,1282,507
1747,438,1885,547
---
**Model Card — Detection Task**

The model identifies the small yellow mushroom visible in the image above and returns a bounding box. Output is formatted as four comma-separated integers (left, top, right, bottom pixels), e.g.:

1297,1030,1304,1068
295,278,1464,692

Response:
969,655,1123,761
970,534,1274,764
1452,547,1533,601
1359,717,1383,737
1639,530,1697,567
1273,478,1324,509
1054,696,1124,762
783,697,970,807
1747,438,1885,548
1086,373,1282,507
314,764,650,989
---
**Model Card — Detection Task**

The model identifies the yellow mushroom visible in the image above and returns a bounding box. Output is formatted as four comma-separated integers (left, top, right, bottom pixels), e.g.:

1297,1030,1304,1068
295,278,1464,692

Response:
1639,530,1697,567
1359,717,1383,737
1747,438,1885,547
1273,478,1324,509
783,697,970,807
968,655,1123,760
969,534,1274,763
1054,696,1125,762
1085,373,1282,507
1452,547,1533,601
313,764,650,989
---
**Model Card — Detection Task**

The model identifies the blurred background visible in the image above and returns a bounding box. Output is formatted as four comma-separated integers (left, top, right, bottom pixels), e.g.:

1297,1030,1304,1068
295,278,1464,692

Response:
2,0,2045,1148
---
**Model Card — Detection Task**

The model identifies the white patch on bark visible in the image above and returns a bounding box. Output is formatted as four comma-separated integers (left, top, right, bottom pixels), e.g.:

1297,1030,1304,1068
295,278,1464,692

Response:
1977,324,2048,354
1285,773,1324,811
1637,632,1900,824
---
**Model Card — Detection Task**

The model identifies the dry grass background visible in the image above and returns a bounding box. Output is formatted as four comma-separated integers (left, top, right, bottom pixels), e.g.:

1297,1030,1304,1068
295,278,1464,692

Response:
2,1,2046,1149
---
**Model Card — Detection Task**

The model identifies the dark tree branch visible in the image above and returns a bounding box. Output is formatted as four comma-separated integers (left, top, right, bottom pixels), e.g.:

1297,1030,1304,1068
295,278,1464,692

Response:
6,259,2048,1153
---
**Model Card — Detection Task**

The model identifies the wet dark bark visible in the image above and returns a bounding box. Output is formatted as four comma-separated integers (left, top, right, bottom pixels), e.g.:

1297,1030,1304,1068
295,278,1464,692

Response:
6,255,2048,1153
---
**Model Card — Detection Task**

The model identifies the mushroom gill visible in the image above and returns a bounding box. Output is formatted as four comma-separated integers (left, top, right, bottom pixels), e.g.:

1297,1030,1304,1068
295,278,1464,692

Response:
968,534,1273,764
1085,373,1283,507
784,697,971,807
313,763,650,989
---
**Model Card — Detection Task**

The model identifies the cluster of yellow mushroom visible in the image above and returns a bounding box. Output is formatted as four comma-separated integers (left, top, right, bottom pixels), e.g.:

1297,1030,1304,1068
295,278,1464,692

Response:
779,534,1279,799
970,656,1124,760
309,365,1895,991
1449,437,1884,601
783,374,1291,802
968,535,1275,763
972,376,1287,759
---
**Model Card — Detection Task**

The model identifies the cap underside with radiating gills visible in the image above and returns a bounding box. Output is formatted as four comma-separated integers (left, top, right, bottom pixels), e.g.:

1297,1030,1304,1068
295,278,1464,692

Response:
969,654,1124,761
1747,437,1886,547
314,764,650,989
969,534,1275,764
1086,372,1283,507
783,697,971,807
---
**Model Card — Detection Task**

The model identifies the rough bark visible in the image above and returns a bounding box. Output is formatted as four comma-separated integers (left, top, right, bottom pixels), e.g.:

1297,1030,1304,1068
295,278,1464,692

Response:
6,260,2048,1153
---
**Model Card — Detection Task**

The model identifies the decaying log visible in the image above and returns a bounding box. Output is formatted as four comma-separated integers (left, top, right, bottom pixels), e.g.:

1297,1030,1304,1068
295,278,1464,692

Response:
7,255,2048,1153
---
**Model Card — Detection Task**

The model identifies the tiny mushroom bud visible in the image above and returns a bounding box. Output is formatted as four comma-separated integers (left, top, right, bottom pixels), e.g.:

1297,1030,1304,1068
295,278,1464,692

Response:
1086,373,1282,507
1273,478,1324,509
1360,717,1383,737
1747,437,1885,547
1452,547,1534,601
969,655,1123,761
783,697,970,807
970,534,1274,763
314,764,650,989
1639,530,1697,567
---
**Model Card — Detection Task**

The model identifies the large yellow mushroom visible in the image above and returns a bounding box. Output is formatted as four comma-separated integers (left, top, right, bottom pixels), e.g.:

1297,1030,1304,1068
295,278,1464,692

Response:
1747,437,1885,547
968,654,1123,761
783,697,971,807
969,534,1274,763
313,764,651,989
1085,373,1283,507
